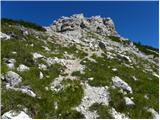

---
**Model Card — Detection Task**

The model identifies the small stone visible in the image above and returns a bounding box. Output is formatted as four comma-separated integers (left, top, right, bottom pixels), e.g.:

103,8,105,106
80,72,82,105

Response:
12,51,17,54
144,95,149,99
40,71,43,79
5,59,16,69
112,76,132,93
20,86,36,97
112,68,117,71
88,77,94,81
4,71,22,87
124,97,135,106
32,52,44,59
132,76,137,81
17,64,29,72
45,87,49,91
2,110,31,119
38,64,47,70
54,102,58,110
99,41,106,49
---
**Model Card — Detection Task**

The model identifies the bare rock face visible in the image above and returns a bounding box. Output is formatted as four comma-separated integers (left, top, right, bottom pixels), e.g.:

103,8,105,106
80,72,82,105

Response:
48,13,118,36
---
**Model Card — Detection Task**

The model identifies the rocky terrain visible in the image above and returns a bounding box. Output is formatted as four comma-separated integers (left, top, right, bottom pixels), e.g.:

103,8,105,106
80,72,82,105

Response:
1,14,159,119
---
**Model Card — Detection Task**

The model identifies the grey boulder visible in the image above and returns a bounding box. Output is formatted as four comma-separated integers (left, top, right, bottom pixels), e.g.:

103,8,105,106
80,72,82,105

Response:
4,71,22,87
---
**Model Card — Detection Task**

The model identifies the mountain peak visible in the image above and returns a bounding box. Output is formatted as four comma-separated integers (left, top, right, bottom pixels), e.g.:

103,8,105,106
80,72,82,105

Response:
49,13,118,36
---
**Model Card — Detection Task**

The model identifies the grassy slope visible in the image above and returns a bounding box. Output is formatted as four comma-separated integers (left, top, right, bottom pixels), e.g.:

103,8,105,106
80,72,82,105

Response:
1,19,159,119
1,25,85,118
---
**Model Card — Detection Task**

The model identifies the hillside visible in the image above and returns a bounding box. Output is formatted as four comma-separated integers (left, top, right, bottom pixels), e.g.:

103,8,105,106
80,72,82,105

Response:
1,14,159,119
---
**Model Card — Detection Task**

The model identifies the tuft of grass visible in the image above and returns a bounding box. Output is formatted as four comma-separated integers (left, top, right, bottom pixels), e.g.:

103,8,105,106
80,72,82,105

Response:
108,36,123,43
53,79,84,118
86,31,101,40
71,71,81,76
89,103,113,119
1,63,9,73
109,88,127,112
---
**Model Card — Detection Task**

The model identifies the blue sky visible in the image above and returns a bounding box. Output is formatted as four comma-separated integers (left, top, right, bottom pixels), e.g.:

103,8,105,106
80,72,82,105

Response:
1,1,159,48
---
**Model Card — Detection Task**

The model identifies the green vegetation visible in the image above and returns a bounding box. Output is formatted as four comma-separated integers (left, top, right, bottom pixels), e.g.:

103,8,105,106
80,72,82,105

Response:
2,63,84,118
108,36,123,43
134,42,159,57
1,63,9,73
54,79,84,118
46,39,88,59
108,87,153,119
109,88,126,112
1,18,159,119
1,39,35,67
108,36,159,57
86,31,101,40
77,55,121,86
1,26,24,37
89,103,113,119
77,54,158,118
1,18,46,31
18,64,62,92
71,71,81,76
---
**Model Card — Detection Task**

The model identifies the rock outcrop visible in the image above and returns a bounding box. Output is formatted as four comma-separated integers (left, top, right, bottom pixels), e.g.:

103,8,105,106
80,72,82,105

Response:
47,13,118,37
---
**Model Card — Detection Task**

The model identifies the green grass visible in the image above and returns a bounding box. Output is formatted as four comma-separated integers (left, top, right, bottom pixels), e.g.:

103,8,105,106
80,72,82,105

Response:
54,79,84,118
71,71,81,76
77,55,121,87
1,26,24,37
46,40,88,59
1,18,46,32
108,35,159,57
108,36,123,43
1,33,50,68
79,54,158,118
134,42,159,57
2,63,84,118
89,103,113,119
1,20,159,119
109,87,127,112
17,64,62,94
1,39,35,67
86,31,101,40
1,63,9,74
108,87,153,119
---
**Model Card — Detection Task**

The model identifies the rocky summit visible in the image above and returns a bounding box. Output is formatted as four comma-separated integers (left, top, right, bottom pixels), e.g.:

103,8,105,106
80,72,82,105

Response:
48,14,117,36
1,14,159,119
